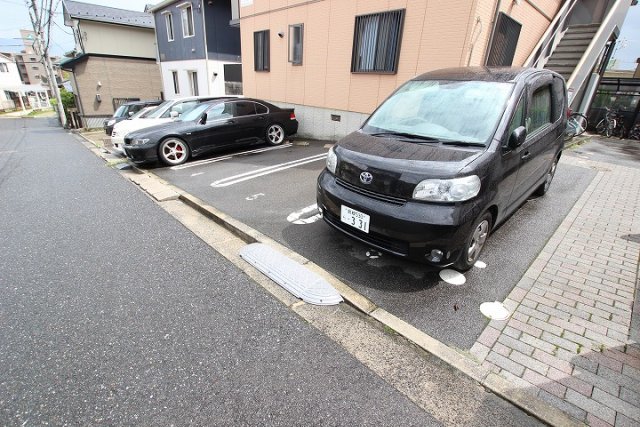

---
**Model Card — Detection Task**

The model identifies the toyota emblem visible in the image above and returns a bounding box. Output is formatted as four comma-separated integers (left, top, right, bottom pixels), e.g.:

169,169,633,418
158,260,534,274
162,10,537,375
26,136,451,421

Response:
360,171,373,185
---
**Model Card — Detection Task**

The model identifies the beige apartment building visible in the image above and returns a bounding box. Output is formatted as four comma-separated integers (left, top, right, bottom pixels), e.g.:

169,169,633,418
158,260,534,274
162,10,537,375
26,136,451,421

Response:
237,0,633,140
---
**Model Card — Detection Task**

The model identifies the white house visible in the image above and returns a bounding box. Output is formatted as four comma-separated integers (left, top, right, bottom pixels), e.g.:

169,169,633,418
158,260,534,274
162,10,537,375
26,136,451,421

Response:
1,53,51,111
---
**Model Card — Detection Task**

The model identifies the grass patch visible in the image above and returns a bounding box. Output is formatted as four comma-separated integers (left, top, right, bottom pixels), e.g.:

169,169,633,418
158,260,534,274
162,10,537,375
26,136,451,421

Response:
106,159,128,168
383,325,397,336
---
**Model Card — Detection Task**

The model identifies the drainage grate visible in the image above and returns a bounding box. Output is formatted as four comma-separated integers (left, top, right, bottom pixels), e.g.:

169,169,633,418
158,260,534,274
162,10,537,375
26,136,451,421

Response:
239,243,343,306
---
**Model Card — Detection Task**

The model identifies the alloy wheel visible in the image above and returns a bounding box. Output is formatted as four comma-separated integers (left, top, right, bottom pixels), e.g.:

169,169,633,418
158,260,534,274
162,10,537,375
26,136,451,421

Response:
160,138,189,165
267,124,285,145
466,219,489,264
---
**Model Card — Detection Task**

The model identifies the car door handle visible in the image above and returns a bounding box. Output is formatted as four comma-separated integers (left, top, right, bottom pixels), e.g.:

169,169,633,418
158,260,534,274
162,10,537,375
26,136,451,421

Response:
226,119,236,124
254,116,265,121
521,151,531,160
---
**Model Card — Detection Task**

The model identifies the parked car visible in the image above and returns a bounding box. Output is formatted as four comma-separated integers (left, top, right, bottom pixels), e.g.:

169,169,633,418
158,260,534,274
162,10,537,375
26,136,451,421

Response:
103,100,162,135
110,96,230,151
110,105,161,155
123,98,298,166
317,67,567,271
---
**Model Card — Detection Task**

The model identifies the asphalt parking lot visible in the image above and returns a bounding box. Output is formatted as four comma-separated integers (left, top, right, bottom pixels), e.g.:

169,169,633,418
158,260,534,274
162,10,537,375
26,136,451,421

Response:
150,140,597,350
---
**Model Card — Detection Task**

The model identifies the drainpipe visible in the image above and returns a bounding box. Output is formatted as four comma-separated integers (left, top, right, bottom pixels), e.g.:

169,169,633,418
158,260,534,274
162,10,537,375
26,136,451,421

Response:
201,1,211,96
484,0,502,65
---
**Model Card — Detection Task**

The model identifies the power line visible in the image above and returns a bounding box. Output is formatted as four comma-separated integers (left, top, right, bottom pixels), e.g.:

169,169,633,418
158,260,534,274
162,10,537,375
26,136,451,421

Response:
53,17,73,35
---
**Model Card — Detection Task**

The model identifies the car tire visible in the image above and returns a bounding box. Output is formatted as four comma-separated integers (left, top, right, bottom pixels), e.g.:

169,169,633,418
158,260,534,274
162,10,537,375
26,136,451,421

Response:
266,124,285,145
159,137,190,166
453,212,492,272
533,155,558,197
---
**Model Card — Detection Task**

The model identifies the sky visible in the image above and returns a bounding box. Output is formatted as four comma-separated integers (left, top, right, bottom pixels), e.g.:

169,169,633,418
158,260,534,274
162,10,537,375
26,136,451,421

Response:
611,4,640,70
0,0,153,57
0,0,638,70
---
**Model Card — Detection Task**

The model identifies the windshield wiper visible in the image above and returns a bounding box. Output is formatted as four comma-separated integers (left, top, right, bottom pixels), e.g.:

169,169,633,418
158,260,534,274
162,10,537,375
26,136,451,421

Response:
441,141,486,147
369,132,441,143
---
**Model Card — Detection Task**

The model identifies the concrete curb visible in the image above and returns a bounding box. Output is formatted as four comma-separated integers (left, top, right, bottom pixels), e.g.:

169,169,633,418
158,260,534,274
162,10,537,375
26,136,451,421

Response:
75,131,584,427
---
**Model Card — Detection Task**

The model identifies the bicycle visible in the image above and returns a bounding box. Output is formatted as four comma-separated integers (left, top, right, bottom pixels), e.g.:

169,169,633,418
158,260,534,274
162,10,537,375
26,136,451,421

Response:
595,107,617,138
564,110,588,139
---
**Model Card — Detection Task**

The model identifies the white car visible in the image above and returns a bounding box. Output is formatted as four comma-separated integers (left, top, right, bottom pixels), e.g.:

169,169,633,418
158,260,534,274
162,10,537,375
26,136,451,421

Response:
109,106,159,154
110,96,223,154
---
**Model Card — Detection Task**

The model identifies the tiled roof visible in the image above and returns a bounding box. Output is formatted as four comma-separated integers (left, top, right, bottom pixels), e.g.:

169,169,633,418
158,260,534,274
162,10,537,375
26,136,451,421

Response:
63,0,154,29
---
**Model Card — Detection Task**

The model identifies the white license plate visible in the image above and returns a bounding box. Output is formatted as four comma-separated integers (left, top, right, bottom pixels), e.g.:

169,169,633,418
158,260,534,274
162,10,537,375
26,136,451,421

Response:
340,205,370,233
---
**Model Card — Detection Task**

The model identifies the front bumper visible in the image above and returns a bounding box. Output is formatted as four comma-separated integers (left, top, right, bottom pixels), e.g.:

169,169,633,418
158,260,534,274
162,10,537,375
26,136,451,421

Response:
123,143,159,164
316,170,482,266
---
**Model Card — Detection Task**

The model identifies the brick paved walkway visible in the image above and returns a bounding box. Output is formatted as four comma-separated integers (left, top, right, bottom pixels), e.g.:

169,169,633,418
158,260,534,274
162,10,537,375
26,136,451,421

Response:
471,155,640,426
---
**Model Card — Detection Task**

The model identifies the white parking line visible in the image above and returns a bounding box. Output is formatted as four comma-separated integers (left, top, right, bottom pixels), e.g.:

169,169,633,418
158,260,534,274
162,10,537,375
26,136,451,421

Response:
211,153,327,188
287,203,322,224
170,143,292,170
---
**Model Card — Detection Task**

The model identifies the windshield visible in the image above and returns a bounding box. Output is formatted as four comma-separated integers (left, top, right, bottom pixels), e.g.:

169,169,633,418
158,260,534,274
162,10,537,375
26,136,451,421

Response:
147,100,173,119
180,103,211,122
130,106,158,119
113,105,127,118
363,80,514,145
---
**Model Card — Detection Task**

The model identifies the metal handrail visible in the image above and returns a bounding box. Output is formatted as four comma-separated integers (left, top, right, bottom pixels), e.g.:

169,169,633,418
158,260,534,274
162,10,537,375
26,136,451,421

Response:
525,0,579,68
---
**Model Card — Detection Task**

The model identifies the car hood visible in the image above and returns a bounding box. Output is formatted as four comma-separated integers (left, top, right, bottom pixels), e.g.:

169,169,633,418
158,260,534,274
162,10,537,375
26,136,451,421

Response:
126,121,194,140
334,131,485,199
112,117,173,136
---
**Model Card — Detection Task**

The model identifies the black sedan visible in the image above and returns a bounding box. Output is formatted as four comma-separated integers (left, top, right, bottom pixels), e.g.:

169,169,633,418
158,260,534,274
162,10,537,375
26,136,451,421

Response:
123,98,298,166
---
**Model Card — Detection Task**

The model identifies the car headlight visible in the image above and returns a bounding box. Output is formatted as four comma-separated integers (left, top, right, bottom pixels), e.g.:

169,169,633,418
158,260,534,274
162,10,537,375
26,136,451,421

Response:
107,119,116,126
413,175,481,202
326,146,337,174
131,138,150,146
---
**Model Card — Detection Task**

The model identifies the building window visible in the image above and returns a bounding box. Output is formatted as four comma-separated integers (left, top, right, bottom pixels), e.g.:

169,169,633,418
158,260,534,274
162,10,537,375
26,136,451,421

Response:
188,71,198,96
172,71,180,94
223,63,243,95
254,30,270,71
351,9,405,73
165,12,174,41
486,13,521,66
288,24,303,65
0,63,8,72
180,4,195,38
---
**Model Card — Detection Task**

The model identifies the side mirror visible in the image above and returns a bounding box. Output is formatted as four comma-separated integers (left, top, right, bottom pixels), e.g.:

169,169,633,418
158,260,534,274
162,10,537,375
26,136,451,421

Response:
128,111,134,116
199,113,207,124
170,111,179,119
508,126,526,149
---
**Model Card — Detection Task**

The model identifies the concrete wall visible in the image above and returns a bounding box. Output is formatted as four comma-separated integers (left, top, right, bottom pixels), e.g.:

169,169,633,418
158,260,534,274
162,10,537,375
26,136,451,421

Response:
79,21,157,59
72,56,162,121
238,0,563,140
160,58,242,98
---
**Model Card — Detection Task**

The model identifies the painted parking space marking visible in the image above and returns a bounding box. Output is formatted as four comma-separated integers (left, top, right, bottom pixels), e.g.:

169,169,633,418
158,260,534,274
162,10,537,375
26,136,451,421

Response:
191,172,204,177
439,269,466,285
246,193,265,201
211,153,327,188
480,301,510,320
170,143,292,170
287,203,322,224
474,260,487,269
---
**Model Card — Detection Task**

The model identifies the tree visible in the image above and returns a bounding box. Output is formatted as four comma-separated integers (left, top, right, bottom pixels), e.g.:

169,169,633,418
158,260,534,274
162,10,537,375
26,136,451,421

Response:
50,88,76,127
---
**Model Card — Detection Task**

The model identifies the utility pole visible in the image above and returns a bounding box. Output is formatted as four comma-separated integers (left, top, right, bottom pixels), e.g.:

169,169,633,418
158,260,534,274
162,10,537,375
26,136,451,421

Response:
27,0,67,127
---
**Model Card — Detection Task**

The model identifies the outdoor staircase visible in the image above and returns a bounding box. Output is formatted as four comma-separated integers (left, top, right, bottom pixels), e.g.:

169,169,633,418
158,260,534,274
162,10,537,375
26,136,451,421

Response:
544,24,600,81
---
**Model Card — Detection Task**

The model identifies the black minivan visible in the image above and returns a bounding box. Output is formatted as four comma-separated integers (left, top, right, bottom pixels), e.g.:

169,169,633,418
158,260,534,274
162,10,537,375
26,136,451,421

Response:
317,67,567,271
